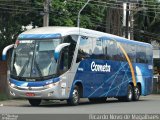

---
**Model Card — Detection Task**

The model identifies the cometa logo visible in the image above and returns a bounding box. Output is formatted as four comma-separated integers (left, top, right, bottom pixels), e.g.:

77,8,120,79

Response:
91,61,111,72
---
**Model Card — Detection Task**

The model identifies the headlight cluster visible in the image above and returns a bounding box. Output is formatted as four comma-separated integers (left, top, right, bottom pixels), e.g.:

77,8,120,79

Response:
44,82,59,89
9,81,59,89
10,83,16,88
9,82,16,88
45,83,54,88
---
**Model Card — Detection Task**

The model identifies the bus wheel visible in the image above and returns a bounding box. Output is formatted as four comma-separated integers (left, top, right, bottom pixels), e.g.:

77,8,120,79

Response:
133,86,140,101
125,84,133,102
28,99,41,106
118,84,133,102
67,85,80,106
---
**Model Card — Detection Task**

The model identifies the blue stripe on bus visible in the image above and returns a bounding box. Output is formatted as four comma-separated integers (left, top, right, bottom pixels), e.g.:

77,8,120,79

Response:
9,77,60,87
2,54,6,61
71,59,152,98
18,33,61,40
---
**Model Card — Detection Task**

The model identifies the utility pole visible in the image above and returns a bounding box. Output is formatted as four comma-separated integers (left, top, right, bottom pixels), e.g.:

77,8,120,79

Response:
106,3,122,36
43,0,50,27
130,3,134,40
123,3,126,38
77,0,91,28
123,2,130,39
130,2,146,40
123,1,143,40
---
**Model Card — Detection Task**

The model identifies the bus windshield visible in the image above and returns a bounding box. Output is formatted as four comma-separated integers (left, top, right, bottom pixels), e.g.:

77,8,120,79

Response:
10,39,61,79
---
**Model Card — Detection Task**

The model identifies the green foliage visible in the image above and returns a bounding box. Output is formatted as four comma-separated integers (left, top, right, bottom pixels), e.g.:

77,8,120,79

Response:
0,0,106,54
0,12,23,51
49,0,106,29
134,0,160,42
0,0,160,54
0,0,43,52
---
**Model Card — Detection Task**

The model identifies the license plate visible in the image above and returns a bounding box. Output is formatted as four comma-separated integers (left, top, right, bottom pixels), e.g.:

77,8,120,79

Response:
26,93,35,97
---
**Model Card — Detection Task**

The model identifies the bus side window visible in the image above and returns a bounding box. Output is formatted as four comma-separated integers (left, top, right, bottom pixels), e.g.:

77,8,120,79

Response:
59,47,69,73
136,46,146,63
59,35,77,74
117,43,126,61
107,40,118,61
124,44,136,63
92,38,105,60
146,47,152,64
76,36,92,63
103,40,109,60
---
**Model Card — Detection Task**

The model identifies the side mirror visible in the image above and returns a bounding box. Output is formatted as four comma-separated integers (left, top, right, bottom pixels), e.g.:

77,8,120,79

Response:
54,43,70,61
2,44,15,61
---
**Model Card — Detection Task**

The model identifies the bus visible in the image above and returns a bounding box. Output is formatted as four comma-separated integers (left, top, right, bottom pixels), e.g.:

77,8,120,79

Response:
2,26,153,106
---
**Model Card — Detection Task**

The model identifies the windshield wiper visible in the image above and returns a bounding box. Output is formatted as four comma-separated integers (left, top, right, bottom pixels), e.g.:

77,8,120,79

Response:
19,59,30,77
34,61,43,78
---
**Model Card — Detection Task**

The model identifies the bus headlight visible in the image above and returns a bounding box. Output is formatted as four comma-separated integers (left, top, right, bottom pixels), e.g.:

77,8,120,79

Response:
45,83,54,88
10,83,16,88
45,82,59,89
9,82,18,89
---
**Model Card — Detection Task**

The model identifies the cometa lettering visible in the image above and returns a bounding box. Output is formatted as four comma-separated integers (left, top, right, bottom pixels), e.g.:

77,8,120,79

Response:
91,61,111,72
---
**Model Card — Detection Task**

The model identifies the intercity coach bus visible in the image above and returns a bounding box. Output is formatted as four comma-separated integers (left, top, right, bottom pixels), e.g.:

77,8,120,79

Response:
2,27,153,106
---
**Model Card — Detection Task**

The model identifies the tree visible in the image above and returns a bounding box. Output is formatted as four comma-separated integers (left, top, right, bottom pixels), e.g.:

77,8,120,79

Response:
49,0,106,30
0,0,43,52
1,0,159,53
0,0,106,54
134,0,160,43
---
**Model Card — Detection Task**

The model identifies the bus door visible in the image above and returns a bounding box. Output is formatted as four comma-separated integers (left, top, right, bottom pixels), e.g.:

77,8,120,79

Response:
57,35,78,96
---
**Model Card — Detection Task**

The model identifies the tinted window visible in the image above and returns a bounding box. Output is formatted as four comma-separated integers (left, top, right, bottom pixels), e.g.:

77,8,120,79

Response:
103,40,109,60
92,38,105,59
76,36,92,63
146,47,152,64
136,46,146,63
59,35,78,74
129,45,136,63
107,40,118,60
116,43,126,61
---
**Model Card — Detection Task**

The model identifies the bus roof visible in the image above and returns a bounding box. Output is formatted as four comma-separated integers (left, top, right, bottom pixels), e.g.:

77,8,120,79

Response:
19,26,152,47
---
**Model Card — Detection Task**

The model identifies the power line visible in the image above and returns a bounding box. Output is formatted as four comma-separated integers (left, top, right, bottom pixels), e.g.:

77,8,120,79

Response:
0,0,159,42
136,12,160,20
69,0,160,13
0,4,43,10
0,3,43,10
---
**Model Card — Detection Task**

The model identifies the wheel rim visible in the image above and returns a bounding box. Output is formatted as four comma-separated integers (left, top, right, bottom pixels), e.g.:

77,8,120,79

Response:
135,87,140,99
128,87,133,100
72,89,79,104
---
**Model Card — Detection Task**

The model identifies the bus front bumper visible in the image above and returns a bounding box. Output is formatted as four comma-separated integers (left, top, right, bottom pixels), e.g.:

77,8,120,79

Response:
9,84,67,100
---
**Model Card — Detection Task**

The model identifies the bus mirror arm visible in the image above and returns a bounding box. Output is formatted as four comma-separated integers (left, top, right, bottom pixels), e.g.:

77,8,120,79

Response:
2,44,15,61
54,43,70,61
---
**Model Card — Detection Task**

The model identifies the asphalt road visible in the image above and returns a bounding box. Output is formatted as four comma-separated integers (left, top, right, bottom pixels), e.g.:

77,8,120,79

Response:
0,95,160,114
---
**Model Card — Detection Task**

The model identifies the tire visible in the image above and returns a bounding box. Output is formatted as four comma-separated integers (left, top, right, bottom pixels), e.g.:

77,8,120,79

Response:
89,97,107,103
28,99,41,106
67,85,80,106
118,84,133,102
133,86,140,101
125,84,133,102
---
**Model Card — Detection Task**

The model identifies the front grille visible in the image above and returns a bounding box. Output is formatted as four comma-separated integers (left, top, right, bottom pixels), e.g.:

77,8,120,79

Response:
14,86,47,91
